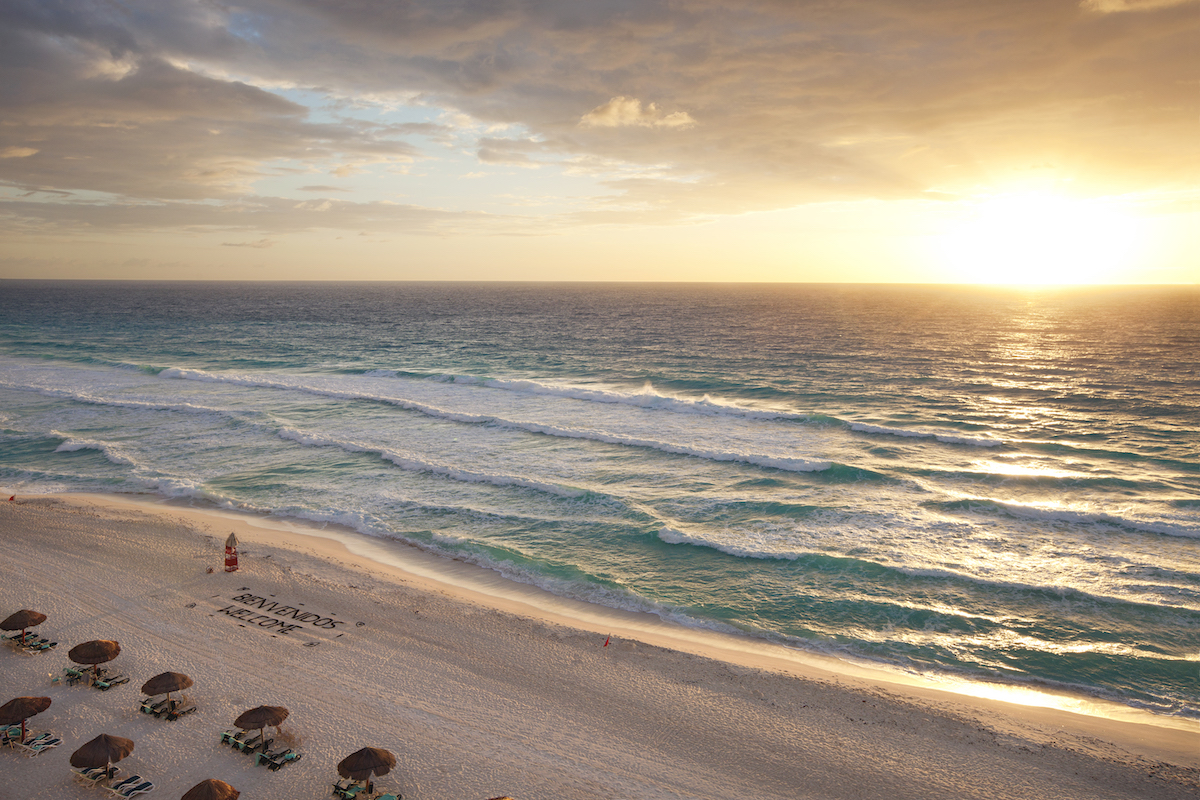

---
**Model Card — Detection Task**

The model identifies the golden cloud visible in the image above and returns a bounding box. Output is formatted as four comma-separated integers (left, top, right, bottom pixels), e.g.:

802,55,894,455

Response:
580,97,696,129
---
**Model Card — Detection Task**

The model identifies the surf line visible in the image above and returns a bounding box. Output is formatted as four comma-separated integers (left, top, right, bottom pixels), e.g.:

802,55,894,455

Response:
213,589,349,636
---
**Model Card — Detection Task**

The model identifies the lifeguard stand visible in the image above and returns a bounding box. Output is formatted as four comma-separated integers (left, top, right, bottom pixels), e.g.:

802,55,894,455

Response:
224,533,239,572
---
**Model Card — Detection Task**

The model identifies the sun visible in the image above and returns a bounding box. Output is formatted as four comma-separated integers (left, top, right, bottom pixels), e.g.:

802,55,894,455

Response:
935,191,1148,285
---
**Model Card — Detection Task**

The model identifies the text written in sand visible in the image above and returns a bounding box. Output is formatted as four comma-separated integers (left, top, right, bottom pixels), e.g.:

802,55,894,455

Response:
214,591,348,636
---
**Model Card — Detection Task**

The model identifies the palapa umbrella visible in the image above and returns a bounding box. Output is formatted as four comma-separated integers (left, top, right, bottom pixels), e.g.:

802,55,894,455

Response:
141,671,193,711
0,696,51,743
338,747,397,794
1,609,47,645
180,778,240,800
70,733,134,781
68,639,121,679
233,705,288,747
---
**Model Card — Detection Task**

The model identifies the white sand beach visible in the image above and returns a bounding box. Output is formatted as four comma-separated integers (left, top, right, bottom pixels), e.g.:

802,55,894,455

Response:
1,494,1197,800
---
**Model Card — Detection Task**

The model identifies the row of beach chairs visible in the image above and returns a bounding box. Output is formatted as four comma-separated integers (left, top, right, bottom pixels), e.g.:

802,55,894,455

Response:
332,779,401,800
139,697,197,722
220,727,272,755
72,765,121,787
219,728,302,770
2,725,63,757
1,632,58,654
58,666,131,691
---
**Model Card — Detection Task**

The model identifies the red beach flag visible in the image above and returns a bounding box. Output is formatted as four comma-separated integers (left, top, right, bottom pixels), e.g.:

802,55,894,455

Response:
603,635,610,647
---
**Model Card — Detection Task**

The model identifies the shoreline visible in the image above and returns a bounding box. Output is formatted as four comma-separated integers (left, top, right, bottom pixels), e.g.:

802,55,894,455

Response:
39,493,1200,753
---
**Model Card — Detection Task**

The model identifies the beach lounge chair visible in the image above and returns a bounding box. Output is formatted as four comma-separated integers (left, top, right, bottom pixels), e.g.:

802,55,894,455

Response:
95,673,130,691
373,793,402,800
62,666,88,686
73,765,121,786
15,731,54,747
220,729,247,747
332,779,367,799
164,700,197,721
247,735,273,755
23,639,57,654
106,779,154,798
17,735,61,756
0,726,45,748
108,776,144,793
140,698,170,716
256,746,302,770
233,731,271,754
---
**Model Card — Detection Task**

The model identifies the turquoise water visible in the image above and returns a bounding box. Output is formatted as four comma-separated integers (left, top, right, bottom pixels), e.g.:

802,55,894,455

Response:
1,281,1197,717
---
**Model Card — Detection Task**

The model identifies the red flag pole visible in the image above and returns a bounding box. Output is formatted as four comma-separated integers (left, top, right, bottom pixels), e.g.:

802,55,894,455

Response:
603,635,610,647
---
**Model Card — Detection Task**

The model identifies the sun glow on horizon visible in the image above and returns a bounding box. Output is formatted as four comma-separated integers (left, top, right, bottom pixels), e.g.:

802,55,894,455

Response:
936,192,1148,286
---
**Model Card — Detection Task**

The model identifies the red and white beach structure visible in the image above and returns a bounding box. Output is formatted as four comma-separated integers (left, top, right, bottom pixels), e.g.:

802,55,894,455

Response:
224,533,239,572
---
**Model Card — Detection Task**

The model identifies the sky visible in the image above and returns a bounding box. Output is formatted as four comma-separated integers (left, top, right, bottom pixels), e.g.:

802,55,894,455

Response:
1,0,1197,284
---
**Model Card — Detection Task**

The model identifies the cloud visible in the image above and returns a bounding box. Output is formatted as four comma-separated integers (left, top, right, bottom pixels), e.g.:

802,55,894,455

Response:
1081,0,1199,12
1,0,1198,241
476,137,550,167
0,194,527,237
580,97,696,129
0,8,421,201
299,185,352,192
1,147,39,158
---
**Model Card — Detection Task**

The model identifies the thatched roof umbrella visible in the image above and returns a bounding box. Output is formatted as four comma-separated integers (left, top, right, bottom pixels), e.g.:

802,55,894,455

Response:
0,696,51,743
68,640,121,678
233,705,288,747
338,747,397,795
70,733,134,781
141,672,193,710
180,778,240,800
1,609,47,645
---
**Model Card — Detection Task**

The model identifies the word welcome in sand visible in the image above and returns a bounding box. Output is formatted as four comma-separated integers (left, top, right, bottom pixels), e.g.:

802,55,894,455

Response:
214,590,349,636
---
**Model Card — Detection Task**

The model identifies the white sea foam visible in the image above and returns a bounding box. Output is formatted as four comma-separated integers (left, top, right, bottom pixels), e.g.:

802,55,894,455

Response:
0,380,236,418
481,376,793,420
657,526,805,561
164,368,833,473
277,427,589,498
52,433,137,466
976,497,1200,539
849,422,1002,447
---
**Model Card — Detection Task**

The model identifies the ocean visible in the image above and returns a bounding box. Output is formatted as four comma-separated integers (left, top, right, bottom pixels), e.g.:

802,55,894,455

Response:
1,280,1197,719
